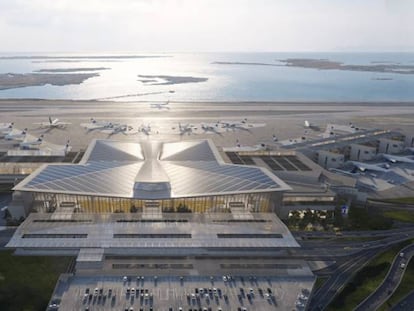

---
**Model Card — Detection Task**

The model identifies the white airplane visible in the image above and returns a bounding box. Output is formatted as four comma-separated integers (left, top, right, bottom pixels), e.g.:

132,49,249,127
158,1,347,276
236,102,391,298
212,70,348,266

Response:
382,154,414,164
20,135,44,149
80,118,117,131
101,124,136,136
304,120,321,131
222,140,268,152
219,118,247,130
33,117,71,129
138,124,151,136
201,123,222,135
5,128,27,141
0,122,14,134
347,161,390,173
219,118,266,131
150,100,170,110
172,123,197,136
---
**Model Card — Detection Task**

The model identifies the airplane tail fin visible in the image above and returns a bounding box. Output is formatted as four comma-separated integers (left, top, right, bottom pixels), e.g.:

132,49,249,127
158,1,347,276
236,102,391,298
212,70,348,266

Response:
49,116,52,124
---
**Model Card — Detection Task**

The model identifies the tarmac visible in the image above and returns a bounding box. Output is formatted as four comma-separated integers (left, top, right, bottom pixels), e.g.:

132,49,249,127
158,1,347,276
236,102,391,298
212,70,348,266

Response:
1,100,414,154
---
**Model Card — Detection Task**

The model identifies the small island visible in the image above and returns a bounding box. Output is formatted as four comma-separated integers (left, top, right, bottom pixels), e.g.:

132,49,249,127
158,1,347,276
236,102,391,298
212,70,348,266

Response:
212,59,414,75
279,58,414,74
0,72,99,90
138,74,208,85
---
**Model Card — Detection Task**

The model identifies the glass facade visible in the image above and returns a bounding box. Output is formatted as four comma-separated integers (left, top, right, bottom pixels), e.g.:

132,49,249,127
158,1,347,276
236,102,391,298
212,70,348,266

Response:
31,192,274,214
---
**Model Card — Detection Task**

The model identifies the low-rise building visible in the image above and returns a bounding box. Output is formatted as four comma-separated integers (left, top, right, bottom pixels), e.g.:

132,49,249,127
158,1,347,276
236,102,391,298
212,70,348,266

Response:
378,138,405,154
349,144,377,161
318,150,345,169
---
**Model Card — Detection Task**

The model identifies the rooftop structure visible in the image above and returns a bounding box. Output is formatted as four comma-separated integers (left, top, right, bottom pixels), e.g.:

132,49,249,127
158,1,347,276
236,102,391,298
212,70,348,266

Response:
14,139,290,200
223,150,337,217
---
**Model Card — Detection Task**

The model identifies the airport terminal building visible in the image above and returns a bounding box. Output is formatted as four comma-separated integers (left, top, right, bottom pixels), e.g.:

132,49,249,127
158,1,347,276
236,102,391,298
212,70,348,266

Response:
7,139,298,257
11,139,290,217
7,140,315,310
5,137,306,272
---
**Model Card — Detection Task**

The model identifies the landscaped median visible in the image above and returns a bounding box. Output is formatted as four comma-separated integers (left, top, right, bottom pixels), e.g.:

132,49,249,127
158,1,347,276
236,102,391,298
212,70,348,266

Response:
326,239,414,311
382,210,414,224
378,255,414,310
0,250,71,311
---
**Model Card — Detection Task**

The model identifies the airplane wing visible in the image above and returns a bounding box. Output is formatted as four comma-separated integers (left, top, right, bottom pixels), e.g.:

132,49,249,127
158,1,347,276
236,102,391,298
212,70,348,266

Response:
122,129,139,135
383,154,414,164
383,154,397,163
348,161,389,173
243,122,266,128
100,129,116,134
81,123,105,130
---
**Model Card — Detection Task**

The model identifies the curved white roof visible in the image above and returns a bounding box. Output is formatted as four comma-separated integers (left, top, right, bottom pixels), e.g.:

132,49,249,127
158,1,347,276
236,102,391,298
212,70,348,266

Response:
14,139,291,199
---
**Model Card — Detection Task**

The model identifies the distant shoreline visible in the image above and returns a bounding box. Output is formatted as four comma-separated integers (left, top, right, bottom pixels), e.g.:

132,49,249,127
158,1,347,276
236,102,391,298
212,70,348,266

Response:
0,98,413,106
280,58,414,74
213,58,414,75
34,67,110,73
0,55,170,60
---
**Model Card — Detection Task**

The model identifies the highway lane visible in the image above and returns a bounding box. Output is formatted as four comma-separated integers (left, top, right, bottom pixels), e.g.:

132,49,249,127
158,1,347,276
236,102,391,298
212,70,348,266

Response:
391,290,414,311
300,233,411,248
293,225,414,239
355,243,414,311
307,233,414,311
308,249,379,311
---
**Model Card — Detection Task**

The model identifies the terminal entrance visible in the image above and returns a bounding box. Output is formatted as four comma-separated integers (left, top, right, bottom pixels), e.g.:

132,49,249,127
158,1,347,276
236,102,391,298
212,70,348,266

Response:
30,192,274,214
143,201,162,219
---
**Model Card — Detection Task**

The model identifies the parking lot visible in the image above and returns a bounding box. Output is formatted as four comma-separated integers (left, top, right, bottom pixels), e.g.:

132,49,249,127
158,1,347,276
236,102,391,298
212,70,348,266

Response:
50,274,314,311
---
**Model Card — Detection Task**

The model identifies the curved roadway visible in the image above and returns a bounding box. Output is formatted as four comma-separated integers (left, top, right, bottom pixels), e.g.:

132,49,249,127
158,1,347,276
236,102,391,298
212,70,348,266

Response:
391,290,414,311
354,243,414,311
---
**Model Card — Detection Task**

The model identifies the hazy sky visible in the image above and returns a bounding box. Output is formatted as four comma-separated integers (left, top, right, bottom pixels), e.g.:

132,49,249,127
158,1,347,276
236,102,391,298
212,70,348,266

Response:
0,0,413,52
